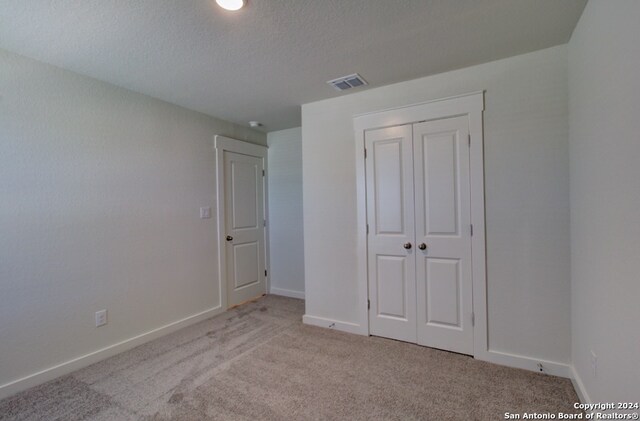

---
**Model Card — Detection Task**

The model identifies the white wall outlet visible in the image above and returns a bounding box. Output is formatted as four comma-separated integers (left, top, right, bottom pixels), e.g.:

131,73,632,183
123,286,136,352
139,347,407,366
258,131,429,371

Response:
200,207,211,219
95,309,107,327
590,350,597,377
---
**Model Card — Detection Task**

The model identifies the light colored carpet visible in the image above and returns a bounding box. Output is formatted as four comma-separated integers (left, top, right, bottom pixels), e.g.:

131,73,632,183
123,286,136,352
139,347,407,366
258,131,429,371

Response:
0,295,580,420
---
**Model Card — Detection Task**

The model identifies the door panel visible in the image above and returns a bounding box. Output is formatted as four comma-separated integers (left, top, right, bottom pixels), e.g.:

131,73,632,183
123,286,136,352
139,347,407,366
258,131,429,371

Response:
366,125,417,343
414,116,473,355
424,131,458,235
425,258,461,327
224,151,266,307
231,160,259,229
376,255,409,319
374,141,405,234
233,242,260,289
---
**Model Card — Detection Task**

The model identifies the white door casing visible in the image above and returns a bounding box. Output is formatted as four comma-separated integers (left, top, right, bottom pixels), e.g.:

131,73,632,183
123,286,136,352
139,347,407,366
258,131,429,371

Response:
365,124,417,343
354,92,485,358
215,136,268,310
413,116,473,355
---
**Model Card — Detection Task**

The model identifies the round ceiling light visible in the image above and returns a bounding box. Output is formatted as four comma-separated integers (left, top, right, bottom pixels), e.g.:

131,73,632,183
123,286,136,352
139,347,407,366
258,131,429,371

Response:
216,0,244,11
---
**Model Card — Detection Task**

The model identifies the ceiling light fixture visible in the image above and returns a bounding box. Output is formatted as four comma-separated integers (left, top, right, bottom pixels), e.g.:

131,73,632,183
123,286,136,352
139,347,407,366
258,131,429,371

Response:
216,0,245,11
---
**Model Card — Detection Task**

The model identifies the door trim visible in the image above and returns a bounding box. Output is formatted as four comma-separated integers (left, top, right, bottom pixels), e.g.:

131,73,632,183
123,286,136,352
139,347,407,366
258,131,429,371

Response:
353,91,487,359
214,135,269,310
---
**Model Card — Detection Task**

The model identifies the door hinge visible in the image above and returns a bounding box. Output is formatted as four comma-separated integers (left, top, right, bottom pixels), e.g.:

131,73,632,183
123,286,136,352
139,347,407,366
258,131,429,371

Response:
468,134,471,147
470,224,474,236
265,270,268,277
364,148,367,159
367,299,370,310
366,224,369,234
472,312,475,327
262,169,265,177
264,219,267,227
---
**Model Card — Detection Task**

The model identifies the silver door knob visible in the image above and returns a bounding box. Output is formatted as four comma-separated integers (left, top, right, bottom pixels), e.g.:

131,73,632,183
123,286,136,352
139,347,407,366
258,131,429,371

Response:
403,242,412,250
418,243,427,250
226,235,233,241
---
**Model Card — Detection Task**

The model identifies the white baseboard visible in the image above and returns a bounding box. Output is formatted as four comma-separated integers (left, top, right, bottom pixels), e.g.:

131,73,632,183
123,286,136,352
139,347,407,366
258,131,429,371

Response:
301,318,572,380
570,365,591,404
0,305,226,401
0,302,589,404
477,349,572,378
270,287,305,300
302,314,367,335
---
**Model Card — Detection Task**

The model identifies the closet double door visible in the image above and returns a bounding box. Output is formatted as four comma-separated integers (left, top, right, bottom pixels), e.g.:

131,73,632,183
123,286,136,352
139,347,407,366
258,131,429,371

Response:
366,115,474,355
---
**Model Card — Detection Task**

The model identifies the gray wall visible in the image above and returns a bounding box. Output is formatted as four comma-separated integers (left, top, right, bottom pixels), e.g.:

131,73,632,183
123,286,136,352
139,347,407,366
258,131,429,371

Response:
0,48,265,393
568,0,640,402
267,128,305,298
301,45,571,364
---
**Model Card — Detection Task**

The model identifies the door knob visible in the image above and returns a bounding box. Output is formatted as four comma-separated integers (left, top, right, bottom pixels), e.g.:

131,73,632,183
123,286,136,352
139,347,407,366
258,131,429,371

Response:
418,243,427,250
226,235,233,241
403,242,412,250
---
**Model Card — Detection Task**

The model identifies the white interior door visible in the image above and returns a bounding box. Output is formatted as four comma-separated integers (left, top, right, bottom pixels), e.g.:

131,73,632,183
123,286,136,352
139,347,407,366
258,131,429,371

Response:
224,151,266,307
365,116,474,355
413,116,473,355
365,125,417,343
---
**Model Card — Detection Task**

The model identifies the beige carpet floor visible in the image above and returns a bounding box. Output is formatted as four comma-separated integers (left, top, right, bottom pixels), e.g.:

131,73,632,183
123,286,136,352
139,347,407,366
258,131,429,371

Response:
0,295,580,420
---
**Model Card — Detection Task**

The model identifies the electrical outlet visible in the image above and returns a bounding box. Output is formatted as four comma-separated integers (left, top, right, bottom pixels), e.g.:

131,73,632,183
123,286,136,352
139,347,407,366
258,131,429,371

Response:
591,350,597,377
200,207,211,219
95,309,107,327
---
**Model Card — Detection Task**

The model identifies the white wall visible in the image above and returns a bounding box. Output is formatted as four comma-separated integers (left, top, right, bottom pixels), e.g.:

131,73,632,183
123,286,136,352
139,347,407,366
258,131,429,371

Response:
267,128,305,299
0,48,265,396
568,1,640,402
302,45,571,365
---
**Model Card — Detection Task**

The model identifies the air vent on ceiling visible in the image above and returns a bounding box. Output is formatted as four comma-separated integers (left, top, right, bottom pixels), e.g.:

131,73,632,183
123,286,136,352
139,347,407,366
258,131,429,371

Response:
327,73,368,91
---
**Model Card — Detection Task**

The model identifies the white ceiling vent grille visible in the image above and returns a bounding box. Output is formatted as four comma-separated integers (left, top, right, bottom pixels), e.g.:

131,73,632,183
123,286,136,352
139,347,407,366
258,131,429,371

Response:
327,73,368,91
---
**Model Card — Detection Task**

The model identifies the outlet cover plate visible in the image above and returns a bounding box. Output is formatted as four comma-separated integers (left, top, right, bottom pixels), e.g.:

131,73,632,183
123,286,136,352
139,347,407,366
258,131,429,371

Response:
95,309,107,327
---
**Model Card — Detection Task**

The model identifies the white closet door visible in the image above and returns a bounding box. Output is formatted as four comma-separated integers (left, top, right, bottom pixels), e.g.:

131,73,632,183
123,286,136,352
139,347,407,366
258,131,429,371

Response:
365,125,417,343
413,116,474,355
224,151,266,307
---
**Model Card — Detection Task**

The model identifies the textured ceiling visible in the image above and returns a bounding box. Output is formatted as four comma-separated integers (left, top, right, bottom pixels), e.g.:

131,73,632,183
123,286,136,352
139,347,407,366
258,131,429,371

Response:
0,0,586,131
